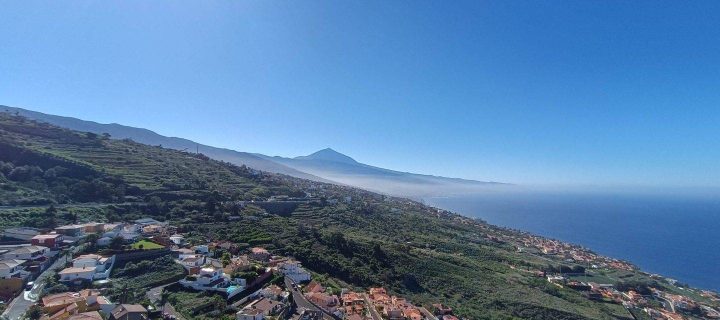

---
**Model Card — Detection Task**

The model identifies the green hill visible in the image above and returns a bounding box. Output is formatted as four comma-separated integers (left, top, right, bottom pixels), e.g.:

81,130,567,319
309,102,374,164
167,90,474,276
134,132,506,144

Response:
0,113,632,319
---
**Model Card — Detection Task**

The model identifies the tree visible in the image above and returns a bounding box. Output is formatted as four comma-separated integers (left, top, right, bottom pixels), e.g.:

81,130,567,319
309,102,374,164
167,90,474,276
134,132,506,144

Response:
210,295,227,311
110,236,125,250
24,305,43,320
221,252,231,268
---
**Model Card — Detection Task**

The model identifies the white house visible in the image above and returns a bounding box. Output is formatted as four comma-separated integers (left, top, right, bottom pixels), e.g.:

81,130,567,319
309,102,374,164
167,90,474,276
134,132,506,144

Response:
58,267,96,282
278,260,311,283
179,266,244,299
236,308,264,320
0,259,26,279
72,254,115,279
169,235,185,245
178,255,206,271
103,224,141,243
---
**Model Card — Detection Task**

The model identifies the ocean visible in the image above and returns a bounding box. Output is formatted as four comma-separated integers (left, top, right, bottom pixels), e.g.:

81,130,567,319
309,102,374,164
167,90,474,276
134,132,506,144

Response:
425,192,720,292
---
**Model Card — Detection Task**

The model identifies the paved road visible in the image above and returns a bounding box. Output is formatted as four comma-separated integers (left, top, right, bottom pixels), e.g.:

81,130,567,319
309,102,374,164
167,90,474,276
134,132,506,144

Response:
2,249,74,320
146,283,187,320
284,278,336,320
162,303,187,320
361,293,382,320
146,283,174,305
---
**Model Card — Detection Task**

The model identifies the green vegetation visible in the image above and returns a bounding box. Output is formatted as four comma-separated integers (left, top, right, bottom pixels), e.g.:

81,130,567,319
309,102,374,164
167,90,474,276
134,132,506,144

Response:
0,113,652,319
108,255,186,304
164,287,232,320
131,239,165,250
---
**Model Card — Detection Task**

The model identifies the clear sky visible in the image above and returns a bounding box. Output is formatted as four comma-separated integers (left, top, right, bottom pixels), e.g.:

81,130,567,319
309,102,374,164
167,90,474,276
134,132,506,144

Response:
2,1,720,187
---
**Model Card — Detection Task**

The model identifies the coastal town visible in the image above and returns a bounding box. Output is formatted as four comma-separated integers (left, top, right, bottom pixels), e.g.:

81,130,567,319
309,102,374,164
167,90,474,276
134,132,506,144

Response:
0,217,468,320
0,212,717,320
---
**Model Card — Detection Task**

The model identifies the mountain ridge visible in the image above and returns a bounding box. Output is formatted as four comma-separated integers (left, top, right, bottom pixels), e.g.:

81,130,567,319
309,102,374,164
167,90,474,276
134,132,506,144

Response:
0,105,508,197
0,105,334,184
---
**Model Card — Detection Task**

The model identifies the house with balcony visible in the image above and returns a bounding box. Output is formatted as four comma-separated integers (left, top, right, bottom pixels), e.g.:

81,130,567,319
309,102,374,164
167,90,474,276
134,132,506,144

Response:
55,225,85,237
72,254,116,280
178,255,206,274
278,260,311,283
31,234,64,250
237,298,284,320
178,266,245,299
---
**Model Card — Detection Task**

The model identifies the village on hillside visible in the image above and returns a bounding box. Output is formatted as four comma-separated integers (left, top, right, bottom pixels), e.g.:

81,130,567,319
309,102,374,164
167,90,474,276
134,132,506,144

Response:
0,216,468,320
0,211,717,320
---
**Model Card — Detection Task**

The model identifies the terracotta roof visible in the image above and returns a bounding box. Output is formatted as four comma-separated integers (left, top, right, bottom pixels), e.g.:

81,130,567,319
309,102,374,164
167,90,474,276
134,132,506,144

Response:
42,292,83,307
252,298,281,313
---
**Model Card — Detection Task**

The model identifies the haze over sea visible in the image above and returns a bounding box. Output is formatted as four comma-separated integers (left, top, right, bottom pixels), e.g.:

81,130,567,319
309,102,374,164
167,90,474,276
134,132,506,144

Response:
426,191,720,292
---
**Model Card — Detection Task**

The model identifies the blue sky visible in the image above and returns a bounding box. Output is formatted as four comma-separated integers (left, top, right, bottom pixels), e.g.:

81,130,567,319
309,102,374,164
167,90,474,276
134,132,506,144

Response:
1,1,720,187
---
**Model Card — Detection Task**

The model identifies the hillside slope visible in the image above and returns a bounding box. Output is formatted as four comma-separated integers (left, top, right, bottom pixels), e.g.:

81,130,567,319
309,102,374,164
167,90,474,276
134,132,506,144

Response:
0,105,333,184
1,106,507,198
0,113,632,320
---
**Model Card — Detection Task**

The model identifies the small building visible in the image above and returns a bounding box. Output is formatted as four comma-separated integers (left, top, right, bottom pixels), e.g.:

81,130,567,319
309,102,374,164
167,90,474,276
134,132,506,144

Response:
238,298,283,319
82,222,106,234
193,245,210,255
109,304,148,320
31,234,64,249
341,291,365,316
169,235,185,245
0,259,27,279
306,292,339,313
278,260,311,283
41,289,114,317
236,308,263,320
259,284,285,301
55,225,85,237
178,255,206,273
3,245,50,261
72,254,115,279
178,266,244,299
